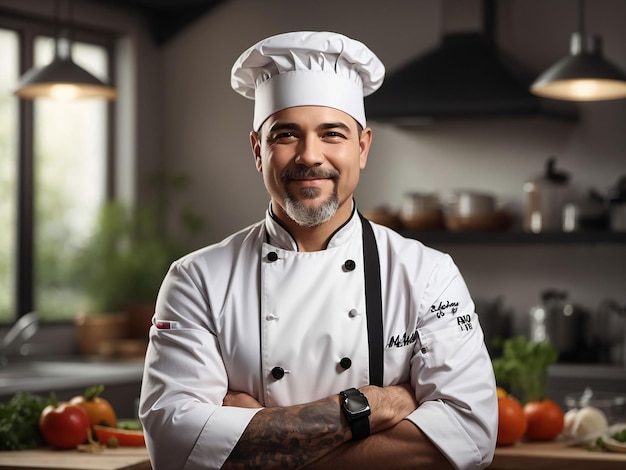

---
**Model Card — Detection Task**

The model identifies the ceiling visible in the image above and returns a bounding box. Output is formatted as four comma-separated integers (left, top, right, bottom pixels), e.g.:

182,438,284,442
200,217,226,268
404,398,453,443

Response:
88,0,229,45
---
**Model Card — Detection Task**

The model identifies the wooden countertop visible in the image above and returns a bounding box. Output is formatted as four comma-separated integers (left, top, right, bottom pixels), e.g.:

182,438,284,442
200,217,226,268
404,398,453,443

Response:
0,447,150,470
2,440,625,470
490,440,626,469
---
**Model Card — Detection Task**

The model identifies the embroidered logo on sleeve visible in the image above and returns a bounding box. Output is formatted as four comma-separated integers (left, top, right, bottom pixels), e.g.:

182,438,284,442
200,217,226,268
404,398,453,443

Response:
457,314,473,332
430,299,475,332
430,300,459,318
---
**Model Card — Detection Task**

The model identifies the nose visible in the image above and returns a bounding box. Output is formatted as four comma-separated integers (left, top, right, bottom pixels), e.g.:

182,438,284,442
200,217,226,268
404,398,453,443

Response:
294,135,324,166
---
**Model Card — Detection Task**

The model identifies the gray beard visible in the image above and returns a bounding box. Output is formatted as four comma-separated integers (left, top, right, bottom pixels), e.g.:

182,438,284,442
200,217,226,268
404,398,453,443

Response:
284,187,339,227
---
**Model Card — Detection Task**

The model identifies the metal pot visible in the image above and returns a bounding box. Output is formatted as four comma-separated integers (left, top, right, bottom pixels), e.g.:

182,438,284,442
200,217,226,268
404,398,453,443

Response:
591,299,626,365
444,190,496,218
529,289,590,362
399,192,443,231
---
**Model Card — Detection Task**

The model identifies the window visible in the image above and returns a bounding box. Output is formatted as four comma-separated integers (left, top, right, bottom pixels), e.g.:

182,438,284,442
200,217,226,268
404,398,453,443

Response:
0,19,115,322
0,29,19,323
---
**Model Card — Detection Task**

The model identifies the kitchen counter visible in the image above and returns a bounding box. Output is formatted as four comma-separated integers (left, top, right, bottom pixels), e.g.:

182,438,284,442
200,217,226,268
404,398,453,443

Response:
2,439,625,470
0,447,150,470
490,440,626,469
0,357,145,397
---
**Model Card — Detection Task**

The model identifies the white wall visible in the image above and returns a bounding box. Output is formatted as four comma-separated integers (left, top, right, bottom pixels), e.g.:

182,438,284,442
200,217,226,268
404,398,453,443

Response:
159,0,626,333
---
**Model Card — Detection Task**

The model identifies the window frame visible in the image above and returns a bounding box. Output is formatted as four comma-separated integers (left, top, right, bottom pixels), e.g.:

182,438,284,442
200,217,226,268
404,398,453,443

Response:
0,10,118,323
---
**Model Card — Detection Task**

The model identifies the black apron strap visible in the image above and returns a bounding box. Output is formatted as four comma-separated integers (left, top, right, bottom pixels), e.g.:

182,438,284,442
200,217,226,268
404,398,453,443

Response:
358,212,384,387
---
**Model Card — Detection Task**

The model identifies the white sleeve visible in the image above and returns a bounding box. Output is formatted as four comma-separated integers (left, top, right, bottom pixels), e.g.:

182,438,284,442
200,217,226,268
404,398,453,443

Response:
139,261,262,470
407,254,498,470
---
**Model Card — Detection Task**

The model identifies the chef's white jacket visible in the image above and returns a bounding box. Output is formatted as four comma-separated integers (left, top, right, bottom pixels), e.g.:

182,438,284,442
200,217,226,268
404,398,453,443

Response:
139,205,498,470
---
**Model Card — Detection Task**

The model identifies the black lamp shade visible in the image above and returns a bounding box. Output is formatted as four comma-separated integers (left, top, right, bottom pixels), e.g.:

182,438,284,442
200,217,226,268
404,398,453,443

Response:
15,57,117,100
531,33,626,101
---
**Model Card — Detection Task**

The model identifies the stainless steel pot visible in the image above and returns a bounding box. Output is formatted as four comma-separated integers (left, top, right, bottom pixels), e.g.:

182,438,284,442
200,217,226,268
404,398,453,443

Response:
529,290,590,362
591,299,626,365
399,192,443,231
444,190,496,218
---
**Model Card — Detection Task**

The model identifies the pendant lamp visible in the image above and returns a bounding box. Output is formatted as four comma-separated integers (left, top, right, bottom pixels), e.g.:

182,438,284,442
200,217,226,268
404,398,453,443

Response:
14,0,117,101
531,0,626,101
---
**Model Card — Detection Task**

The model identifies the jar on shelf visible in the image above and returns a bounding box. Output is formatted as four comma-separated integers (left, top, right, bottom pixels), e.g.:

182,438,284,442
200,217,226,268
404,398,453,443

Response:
523,157,572,233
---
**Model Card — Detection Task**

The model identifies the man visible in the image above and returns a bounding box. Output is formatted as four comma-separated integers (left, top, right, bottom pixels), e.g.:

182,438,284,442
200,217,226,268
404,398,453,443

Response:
139,31,497,470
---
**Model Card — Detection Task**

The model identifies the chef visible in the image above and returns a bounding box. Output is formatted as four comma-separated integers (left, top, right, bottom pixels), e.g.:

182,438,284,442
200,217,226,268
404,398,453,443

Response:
139,31,497,470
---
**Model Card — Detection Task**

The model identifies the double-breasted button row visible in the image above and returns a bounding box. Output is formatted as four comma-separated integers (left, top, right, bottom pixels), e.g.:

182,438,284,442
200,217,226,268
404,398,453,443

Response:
271,357,352,380
268,256,358,380
266,309,358,322
267,252,355,272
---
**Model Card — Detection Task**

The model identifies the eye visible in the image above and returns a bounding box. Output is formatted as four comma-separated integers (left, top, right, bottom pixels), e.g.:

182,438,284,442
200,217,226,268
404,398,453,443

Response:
323,130,347,140
277,132,296,138
269,131,298,142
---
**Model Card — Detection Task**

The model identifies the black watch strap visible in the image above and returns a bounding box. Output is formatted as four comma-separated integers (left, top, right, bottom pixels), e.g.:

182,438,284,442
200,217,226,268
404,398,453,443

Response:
340,388,371,441
349,408,370,441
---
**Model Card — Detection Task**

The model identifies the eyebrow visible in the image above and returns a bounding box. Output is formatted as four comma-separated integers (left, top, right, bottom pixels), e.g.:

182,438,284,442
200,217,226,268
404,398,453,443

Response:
319,122,351,133
268,122,300,133
268,121,352,134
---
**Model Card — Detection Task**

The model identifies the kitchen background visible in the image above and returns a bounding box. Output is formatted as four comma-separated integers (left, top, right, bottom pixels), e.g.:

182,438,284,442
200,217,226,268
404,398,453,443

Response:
1,0,625,389
161,0,626,357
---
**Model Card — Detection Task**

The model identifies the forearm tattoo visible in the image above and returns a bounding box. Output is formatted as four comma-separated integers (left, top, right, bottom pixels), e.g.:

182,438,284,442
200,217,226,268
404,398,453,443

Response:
226,398,348,469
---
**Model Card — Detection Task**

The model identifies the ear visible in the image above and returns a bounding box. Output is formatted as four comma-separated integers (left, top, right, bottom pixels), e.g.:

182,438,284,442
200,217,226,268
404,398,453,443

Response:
250,131,262,173
359,127,372,170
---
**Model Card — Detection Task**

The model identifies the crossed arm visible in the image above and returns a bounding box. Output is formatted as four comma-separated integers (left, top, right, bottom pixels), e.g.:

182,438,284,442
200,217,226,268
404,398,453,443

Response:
221,384,453,470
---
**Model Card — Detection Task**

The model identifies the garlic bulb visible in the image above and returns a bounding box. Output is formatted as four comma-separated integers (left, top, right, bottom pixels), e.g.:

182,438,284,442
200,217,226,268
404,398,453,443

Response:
564,406,609,443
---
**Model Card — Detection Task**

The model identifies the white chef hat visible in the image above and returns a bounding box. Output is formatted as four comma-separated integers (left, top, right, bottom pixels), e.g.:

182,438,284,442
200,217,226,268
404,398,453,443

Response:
231,31,385,131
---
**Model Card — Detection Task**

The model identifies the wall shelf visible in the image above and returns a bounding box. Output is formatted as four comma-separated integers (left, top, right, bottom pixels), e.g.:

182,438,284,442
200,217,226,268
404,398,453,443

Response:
400,230,626,245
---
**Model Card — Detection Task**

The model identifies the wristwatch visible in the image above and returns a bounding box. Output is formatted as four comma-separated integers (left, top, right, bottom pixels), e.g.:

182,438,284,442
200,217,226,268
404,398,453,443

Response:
339,387,371,440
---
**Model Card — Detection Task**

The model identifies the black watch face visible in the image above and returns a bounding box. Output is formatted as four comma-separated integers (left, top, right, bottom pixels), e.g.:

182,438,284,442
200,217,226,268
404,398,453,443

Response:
345,396,368,413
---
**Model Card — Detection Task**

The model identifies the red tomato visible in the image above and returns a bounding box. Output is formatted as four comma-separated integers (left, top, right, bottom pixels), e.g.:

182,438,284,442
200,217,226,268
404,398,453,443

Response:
39,402,91,449
497,396,527,446
524,399,564,441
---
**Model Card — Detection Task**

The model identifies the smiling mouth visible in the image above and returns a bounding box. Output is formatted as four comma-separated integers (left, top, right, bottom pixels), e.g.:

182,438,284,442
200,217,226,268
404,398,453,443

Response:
292,176,327,183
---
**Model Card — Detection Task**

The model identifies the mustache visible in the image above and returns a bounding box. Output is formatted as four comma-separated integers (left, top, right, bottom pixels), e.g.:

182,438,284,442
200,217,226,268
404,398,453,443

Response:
281,166,339,181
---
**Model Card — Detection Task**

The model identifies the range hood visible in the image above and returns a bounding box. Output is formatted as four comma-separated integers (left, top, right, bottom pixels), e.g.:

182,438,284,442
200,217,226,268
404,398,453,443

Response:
365,32,542,124
364,1,574,124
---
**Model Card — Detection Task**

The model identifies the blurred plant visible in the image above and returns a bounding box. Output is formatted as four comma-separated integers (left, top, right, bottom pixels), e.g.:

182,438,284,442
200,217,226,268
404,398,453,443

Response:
71,171,205,313
491,335,559,404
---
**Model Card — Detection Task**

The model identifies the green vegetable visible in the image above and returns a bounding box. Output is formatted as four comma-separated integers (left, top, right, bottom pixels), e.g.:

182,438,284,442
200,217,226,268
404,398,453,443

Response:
594,429,626,451
587,437,605,451
0,391,53,450
117,419,143,431
491,336,559,404
611,428,626,443
84,384,106,401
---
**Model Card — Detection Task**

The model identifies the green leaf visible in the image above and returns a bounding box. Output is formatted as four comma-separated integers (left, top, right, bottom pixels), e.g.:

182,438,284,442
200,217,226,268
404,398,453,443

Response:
0,392,53,450
84,384,105,401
